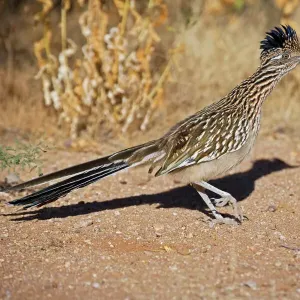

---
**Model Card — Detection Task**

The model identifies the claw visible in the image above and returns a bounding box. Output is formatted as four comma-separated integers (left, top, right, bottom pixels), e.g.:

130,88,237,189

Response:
213,197,229,207
213,195,243,222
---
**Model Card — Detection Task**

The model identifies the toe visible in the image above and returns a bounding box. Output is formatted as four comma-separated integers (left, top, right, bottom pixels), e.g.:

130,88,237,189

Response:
210,216,239,226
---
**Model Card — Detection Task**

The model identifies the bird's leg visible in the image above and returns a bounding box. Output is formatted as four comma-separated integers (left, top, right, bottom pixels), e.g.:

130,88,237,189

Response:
197,181,243,222
191,183,239,225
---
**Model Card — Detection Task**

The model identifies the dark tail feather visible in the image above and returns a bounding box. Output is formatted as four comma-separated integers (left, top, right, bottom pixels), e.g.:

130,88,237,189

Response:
8,161,128,209
4,142,150,192
4,155,112,192
6,139,160,209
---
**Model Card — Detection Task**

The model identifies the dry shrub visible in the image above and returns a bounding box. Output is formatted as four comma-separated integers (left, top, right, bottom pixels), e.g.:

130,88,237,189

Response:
34,0,179,139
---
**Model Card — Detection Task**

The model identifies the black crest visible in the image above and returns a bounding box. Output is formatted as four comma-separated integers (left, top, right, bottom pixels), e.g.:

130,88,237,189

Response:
260,25,297,53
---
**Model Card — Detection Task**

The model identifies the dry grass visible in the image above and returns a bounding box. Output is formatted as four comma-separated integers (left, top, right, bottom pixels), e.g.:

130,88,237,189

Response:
1,1,300,145
0,69,56,137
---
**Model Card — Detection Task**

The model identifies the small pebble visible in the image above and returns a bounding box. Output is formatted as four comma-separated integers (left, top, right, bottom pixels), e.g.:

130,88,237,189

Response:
153,224,164,237
243,280,257,290
75,220,93,229
169,265,178,271
267,205,277,212
275,261,281,267
5,173,21,185
92,282,100,289
274,231,286,241
153,224,164,232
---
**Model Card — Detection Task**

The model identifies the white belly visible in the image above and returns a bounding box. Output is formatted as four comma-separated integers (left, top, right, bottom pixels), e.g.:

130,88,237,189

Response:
169,132,257,183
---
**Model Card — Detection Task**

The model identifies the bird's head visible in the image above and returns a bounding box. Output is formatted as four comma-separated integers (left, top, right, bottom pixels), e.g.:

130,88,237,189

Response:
260,25,300,74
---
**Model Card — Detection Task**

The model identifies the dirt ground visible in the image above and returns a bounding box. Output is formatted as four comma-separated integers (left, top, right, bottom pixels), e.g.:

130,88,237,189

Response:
0,132,300,300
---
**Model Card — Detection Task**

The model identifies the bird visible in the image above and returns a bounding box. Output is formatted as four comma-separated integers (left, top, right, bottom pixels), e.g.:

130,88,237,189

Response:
5,25,300,225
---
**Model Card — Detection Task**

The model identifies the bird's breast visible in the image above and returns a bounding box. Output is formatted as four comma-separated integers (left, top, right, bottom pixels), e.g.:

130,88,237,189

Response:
169,128,259,184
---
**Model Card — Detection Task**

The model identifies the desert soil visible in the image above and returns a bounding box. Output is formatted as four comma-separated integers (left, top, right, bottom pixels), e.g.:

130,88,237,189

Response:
1,133,300,300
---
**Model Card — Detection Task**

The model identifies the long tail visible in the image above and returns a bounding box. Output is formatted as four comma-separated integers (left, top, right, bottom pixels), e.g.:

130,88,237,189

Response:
6,140,159,209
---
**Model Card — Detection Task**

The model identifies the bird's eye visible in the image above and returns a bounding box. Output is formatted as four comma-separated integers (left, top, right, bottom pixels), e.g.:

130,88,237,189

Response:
282,53,290,59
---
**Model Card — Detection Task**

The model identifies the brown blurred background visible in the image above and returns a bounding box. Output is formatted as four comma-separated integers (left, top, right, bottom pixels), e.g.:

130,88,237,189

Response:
1,0,300,151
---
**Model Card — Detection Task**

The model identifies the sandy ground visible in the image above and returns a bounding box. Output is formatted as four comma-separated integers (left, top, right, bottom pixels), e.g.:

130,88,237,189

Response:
1,134,300,300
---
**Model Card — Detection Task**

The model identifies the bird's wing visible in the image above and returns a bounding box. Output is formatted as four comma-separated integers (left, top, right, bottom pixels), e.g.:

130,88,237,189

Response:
155,109,250,176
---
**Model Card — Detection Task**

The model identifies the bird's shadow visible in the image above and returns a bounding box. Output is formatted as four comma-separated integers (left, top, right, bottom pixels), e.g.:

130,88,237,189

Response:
4,158,297,221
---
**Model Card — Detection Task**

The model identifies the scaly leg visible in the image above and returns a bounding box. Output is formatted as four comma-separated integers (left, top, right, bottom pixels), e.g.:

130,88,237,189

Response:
191,183,239,225
197,181,243,222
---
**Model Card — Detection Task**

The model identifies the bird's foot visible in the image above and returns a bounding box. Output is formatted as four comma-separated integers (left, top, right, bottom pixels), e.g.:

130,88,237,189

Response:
213,194,243,222
209,214,239,227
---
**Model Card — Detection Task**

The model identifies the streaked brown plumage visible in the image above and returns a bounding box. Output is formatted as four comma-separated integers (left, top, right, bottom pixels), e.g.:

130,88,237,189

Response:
6,25,300,225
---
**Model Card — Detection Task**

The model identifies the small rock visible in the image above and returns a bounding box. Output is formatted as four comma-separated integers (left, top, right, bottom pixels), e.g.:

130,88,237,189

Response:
114,211,120,216
267,205,277,212
274,231,286,241
5,173,21,185
153,224,164,237
75,219,93,229
186,233,193,239
243,280,257,290
92,282,100,289
169,265,178,271
153,224,164,232
65,261,71,268
275,261,282,267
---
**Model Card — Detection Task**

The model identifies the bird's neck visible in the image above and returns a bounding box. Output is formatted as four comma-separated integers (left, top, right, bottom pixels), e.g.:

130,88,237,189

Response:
246,65,284,104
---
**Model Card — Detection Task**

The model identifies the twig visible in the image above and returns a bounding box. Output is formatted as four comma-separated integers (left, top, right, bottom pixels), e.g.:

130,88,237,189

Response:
280,244,300,252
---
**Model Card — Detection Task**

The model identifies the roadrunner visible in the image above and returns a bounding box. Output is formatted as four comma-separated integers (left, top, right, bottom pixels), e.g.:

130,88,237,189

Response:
6,25,300,225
